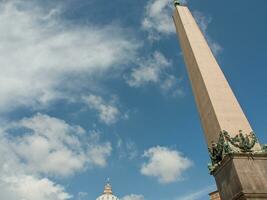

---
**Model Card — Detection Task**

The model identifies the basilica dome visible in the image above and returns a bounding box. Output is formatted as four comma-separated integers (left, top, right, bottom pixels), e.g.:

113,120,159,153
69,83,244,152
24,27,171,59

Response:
96,182,119,200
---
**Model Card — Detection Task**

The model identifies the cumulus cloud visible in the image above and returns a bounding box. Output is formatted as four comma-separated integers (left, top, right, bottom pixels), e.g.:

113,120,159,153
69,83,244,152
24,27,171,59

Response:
126,51,171,87
142,0,222,55
0,114,112,199
4,113,112,176
121,194,145,200
193,11,223,55
0,175,72,200
0,0,138,113
83,95,120,125
142,0,175,40
141,146,192,184
125,51,183,96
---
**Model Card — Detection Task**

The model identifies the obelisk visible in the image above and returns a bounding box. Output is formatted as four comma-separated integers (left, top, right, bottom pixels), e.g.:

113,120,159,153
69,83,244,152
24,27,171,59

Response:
172,1,267,200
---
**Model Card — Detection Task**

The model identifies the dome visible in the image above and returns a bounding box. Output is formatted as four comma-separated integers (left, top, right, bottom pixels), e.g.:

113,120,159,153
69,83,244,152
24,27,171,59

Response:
96,182,119,200
96,194,119,200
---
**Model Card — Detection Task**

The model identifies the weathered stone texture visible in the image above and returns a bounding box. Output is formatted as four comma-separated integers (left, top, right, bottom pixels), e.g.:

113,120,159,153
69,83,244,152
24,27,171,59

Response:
209,191,221,200
172,5,261,151
214,154,267,200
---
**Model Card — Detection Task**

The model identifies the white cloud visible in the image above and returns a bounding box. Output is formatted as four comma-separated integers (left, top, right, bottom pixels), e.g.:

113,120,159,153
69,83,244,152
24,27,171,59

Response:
1,114,112,177
126,51,183,96
160,74,177,91
116,137,138,160
142,2,222,54
125,141,139,160
0,113,112,200
83,95,120,125
126,51,170,87
193,11,223,55
77,192,88,200
176,185,216,200
193,11,212,33
0,0,138,113
141,146,192,184
0,175,72,200
142,0,175,40
121,194,145,200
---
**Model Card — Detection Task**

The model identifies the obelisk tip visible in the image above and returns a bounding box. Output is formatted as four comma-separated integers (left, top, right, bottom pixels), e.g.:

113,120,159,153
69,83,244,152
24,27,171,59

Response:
173,0,180,7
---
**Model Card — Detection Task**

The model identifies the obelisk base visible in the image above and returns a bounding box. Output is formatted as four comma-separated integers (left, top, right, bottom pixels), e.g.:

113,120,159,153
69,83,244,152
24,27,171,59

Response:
213,153,267,200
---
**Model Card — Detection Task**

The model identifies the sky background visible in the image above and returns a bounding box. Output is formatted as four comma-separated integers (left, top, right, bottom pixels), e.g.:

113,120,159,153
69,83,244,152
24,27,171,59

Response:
0,0,267,200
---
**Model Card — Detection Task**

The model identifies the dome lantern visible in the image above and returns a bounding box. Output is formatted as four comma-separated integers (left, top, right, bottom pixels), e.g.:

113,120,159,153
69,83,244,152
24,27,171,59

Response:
96,180,119,200
103,182,112,195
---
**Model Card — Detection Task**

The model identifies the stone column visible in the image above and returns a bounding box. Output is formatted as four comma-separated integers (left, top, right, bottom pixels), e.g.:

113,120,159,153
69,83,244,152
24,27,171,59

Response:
172,2,267,200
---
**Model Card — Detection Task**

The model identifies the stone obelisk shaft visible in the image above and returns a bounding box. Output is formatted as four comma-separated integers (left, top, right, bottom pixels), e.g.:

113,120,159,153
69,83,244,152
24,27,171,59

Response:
173,5,252,146
173,4,267,200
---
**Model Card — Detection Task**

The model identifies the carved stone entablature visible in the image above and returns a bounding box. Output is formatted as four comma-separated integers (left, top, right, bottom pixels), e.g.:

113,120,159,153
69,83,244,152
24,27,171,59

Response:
208,130,265,174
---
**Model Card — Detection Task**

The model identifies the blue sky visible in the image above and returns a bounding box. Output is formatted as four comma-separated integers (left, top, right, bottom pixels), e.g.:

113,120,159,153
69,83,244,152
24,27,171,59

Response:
0,0,266,200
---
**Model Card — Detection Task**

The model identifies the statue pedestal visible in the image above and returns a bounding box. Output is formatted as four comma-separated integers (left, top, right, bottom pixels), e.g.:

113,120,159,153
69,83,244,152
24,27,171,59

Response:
213,153,267,200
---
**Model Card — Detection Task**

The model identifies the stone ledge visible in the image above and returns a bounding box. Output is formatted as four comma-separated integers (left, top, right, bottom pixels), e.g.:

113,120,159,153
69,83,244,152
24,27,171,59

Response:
213,153,267,176
214,153,267,200
232,191,267,200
